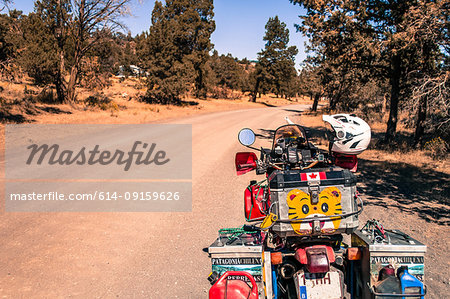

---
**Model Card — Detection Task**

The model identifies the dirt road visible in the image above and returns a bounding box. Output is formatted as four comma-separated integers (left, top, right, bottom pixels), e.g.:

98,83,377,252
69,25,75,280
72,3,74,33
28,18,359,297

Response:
0,104,307,298
0,104,447,298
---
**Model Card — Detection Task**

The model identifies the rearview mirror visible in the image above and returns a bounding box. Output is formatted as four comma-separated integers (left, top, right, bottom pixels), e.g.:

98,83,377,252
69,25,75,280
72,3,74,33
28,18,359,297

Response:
238,128,256,146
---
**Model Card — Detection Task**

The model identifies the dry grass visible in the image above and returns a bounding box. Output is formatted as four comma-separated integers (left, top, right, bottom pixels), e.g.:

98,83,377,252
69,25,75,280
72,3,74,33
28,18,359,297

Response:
0,77,306,151
0,77,306,125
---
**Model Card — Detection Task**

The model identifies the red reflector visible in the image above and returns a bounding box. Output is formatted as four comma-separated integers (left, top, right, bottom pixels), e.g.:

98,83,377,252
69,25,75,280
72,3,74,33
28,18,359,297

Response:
305,247,330,273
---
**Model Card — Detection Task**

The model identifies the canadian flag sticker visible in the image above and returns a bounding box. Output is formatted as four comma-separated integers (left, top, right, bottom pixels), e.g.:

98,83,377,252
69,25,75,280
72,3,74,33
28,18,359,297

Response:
301,172,327,181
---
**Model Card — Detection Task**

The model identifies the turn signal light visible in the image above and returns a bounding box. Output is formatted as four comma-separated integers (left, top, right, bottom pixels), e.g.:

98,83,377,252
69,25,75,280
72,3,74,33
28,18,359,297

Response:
271,252,283,265
347,247,362,260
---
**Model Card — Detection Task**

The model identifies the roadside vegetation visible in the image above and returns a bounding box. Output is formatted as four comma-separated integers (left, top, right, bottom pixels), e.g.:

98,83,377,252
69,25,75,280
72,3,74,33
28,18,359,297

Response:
0,0,448,157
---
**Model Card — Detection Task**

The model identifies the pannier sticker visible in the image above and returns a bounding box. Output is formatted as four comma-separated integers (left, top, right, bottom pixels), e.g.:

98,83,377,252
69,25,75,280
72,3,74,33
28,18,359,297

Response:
369,256,425,281
286,187,342,235
300,172,326,181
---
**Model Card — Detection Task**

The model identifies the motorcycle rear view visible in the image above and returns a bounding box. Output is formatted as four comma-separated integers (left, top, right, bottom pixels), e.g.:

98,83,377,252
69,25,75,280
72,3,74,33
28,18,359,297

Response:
206,115,426,299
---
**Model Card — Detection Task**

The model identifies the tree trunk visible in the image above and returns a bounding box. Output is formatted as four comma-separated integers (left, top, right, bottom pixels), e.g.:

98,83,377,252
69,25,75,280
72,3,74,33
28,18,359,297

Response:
251,77,260,102
414,95,427,146
54,77,65,103
384,54,402,143
66,0,85,103
329,85,343,110
67,63,79,103
194,61,207,100
55,46,66,103
414,42,434,146
329,93,339,110
54,0,66,103
312,93,320,111
382,94,387,114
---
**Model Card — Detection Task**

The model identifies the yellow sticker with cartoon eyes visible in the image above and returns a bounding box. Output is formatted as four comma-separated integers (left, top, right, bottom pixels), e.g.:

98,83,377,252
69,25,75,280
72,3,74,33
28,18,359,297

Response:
286,187,342,235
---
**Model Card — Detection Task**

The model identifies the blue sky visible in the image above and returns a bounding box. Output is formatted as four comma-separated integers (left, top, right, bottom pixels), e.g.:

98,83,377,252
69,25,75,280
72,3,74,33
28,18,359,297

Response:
10,0,308,67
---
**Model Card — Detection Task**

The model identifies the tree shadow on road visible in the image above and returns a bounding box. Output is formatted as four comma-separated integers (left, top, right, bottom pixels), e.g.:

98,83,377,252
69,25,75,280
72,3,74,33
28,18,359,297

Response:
357,158,450,225
258,102,277,107
256,128,275,141
283,108,306,114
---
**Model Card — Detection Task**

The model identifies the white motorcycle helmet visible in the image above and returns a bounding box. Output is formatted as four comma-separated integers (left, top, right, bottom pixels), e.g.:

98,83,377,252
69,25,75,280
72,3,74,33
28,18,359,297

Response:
322,114,371,155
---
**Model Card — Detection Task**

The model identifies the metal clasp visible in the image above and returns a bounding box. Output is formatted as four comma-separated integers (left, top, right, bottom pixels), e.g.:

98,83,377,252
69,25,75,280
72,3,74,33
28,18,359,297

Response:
308,181,320,205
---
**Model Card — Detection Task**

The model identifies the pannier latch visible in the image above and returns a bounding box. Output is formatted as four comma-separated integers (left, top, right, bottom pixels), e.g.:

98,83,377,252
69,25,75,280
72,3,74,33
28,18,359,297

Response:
308,181,320,205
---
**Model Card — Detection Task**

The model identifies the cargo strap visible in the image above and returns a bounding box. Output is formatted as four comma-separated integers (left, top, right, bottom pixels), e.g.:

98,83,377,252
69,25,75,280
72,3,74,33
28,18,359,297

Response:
362,219,386,242
218,226,259,243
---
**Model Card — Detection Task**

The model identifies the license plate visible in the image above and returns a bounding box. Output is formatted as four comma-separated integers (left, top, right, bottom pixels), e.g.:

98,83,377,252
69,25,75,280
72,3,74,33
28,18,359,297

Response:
294,270,343,299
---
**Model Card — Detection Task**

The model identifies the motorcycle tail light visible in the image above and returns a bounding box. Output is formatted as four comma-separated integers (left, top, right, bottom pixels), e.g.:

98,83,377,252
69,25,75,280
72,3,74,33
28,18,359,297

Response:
305,247,330,273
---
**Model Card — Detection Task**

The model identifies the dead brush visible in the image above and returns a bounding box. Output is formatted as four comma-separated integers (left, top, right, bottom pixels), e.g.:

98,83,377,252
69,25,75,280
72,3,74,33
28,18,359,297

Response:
424,137,448,160
85,93,119,111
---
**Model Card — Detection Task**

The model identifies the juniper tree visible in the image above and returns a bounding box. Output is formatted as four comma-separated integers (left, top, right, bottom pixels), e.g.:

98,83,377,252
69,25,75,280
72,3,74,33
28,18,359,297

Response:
252,16,298,101
209,52,247,92
16,0,131,103
0,9,21,77
143,0,215,104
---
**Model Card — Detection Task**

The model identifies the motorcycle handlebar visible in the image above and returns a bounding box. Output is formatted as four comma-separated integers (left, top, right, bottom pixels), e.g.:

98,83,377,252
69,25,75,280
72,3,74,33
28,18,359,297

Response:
237,162,256,169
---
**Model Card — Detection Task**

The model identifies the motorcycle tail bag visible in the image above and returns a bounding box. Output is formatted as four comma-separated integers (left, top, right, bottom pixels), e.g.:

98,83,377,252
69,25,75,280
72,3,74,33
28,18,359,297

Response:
268,167,359,237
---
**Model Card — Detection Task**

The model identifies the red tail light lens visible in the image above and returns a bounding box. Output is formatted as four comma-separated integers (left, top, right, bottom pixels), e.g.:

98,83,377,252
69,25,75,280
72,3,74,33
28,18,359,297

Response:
305,247,330,273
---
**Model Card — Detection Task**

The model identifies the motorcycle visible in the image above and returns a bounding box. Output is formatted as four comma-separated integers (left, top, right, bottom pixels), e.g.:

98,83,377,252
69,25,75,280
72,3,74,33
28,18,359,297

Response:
207,115,427,299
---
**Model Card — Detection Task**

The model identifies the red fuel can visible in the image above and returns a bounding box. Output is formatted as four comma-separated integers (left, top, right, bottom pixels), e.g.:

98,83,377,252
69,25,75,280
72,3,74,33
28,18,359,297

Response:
244,182,270,221
209,271,259,299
